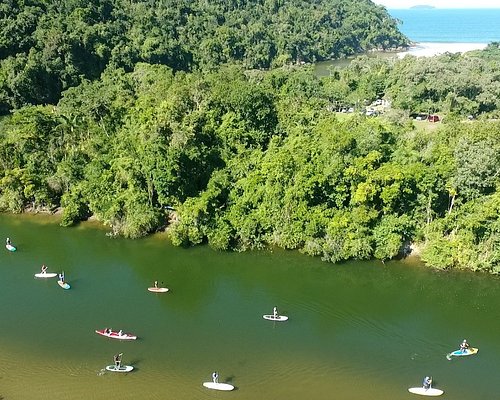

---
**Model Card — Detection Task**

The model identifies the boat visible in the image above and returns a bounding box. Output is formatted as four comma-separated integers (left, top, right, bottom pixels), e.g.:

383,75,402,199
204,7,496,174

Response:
6,244,16,252
35,272,58,278
202,382,235,391
446,347,478,360
105,365,134,373
57,280,71,290
95,329,137,340
263,314,288,321
408,387,444,396
147,287,169,293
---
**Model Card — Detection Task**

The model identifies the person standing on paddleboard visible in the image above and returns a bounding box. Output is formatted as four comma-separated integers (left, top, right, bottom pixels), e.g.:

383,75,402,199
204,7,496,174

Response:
41,264,47,274
6,237,11,245
114,353,122,369
58,272,65,282
460,339,470,353
273,307,278,318
212,371,218,383
422,376,432,389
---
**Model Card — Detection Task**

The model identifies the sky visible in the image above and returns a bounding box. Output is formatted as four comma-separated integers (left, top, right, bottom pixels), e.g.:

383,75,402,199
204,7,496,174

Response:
372,0,499,8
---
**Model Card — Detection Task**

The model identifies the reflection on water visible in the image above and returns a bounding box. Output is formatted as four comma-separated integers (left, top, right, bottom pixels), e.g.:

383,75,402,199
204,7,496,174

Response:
0,213,499,399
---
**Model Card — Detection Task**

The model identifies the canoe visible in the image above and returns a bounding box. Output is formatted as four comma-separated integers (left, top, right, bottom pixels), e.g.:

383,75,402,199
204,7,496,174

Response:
203,382,235,391
263,314,288,321
408,387,444,396
95,329,137,340
147,287,169,293
35,272,58,278
105,365,133,373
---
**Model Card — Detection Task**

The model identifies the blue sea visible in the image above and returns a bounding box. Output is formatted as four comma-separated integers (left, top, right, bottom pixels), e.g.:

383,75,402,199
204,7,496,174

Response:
388,8,500,43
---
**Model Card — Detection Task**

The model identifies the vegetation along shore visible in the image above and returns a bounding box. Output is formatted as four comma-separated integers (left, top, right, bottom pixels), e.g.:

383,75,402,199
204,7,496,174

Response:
1,1,499,273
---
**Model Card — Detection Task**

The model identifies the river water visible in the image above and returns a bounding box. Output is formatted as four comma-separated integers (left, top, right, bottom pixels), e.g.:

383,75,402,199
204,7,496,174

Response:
0,213,499,399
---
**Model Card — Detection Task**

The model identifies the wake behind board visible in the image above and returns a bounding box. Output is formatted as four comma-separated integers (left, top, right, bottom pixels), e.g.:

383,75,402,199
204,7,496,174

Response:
203,382,234,391
35,272,58,278
57,280,71,289
105,365,133,373
447,347,478,359
408,387,444,396
148,287,169,293
6,244,16,252
263,315,288,321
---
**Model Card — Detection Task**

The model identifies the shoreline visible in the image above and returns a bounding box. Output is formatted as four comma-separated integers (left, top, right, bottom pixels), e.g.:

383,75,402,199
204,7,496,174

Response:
397,42,488,58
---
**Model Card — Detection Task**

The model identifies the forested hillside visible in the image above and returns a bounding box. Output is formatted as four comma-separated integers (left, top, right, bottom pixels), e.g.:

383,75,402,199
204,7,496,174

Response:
0,0,407,113
1,1,500,273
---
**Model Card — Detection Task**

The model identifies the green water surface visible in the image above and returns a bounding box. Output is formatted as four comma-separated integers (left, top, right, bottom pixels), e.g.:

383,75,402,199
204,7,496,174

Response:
0,213,498,399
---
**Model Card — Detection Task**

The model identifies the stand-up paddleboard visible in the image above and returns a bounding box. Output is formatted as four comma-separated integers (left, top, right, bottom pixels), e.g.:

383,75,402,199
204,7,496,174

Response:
203,382,235,391
95,329,137,340
6,244,16,252
35,272,58,278
408,387,443,396
105,365,133,373
446,347,478,360
148,287,169,293
58,280,71,289
263,314,288,321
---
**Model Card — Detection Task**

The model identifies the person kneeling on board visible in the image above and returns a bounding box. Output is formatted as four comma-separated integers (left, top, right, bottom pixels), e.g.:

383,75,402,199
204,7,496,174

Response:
460,339,470,353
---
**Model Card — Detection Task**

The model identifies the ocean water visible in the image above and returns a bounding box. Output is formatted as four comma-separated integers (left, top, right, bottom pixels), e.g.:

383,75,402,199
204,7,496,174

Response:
388,8,500,43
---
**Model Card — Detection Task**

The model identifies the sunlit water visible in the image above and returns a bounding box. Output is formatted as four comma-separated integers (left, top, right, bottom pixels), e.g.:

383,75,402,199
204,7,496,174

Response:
0,213,499,399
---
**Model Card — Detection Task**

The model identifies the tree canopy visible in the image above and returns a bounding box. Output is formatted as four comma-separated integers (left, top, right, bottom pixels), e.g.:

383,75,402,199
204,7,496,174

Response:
0,0,407,113
1,1,500,274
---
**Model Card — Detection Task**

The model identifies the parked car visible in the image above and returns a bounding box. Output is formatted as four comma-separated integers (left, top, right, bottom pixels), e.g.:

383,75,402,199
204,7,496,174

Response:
427,114,440,122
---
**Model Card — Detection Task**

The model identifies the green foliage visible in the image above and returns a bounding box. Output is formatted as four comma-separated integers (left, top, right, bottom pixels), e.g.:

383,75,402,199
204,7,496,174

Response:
0,0,407,114
0,22,500,274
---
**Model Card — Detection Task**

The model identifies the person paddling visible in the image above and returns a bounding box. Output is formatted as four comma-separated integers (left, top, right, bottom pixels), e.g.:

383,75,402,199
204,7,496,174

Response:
41,264,47,274
58,272,65,283
460,339,470,353
422,376,432,390
273,306,278,318
114,353,123,369
212,371,219,384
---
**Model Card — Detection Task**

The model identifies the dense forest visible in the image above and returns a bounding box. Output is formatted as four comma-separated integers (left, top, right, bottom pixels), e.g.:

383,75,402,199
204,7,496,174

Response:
0,0,407,114
1,1,500,273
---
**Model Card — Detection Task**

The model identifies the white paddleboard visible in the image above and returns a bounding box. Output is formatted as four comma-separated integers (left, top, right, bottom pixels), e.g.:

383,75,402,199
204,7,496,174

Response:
148,287,169,293
408,387,444,396
35,272,58,278
263,314,288,321
6,244,16,252
203,382,234,391
58,280,71,289
105,365,133,373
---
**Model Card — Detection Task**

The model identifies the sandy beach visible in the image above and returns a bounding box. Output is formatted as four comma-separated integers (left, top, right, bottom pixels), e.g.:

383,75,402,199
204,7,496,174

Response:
397,42,488,58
